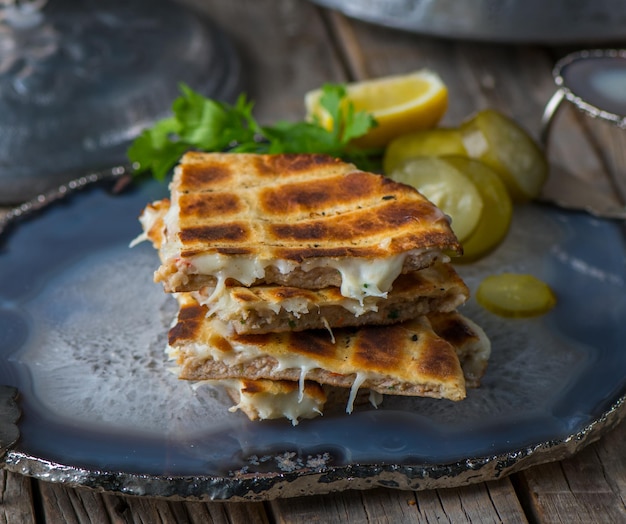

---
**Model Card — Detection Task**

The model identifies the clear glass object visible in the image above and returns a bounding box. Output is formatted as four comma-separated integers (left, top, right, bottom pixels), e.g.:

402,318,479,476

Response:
542,49,626,136
0,0,241,204
541,49,626,203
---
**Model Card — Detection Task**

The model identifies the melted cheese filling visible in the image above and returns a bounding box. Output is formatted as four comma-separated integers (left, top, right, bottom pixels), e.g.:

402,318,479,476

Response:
192,285,382,322
156,193,446,304
168,341,385,418
172,321,343,406
185,248,440,305
229,384,323,426
128,204,162,248
179,324,375,414
193,288,316,321
187,379,324,425
347,373,368,414
369,390,383,408
301,255,403,304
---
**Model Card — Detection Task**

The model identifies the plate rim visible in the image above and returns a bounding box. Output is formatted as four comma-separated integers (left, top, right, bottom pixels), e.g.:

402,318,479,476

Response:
3,393,624,500
1,172,626,501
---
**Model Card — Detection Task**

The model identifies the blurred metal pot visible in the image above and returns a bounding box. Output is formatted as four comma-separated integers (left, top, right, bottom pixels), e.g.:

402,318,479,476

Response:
309,0,626,43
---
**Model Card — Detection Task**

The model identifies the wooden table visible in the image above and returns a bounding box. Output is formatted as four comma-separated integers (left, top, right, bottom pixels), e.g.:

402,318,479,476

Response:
2,0,626,521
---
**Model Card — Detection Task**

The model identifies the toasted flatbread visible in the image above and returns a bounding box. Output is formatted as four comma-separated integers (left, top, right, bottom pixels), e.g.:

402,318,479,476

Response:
132,198,169,249
428,311,491,388
200,378,382,424
218,378,326,425
140,153,461,299
167,294,468,406
199,311,490,424
189,262,469,334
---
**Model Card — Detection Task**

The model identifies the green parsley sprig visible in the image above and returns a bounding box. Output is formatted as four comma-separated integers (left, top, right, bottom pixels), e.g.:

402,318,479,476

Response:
127,83,379,180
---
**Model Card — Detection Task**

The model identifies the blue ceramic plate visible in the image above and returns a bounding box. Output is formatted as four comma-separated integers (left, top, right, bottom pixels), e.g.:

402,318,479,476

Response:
1,175,625,500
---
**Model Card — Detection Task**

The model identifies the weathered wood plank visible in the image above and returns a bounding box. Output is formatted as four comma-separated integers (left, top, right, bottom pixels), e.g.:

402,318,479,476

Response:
39,483,112,524
595,419,626,507
271,488,401,524
0,470,36,524
415,480,528,524
180,0,347,122
325,12,472,124
37,482,271,524
271,480,528,523
102,492,270,524
330,12,555,133
518,421,626,523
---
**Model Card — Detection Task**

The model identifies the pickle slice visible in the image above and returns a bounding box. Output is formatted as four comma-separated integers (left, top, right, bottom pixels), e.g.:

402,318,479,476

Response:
388,156,483,243
444,156,513,263
476,273,557,318
460,109,548,202
383,128,466,174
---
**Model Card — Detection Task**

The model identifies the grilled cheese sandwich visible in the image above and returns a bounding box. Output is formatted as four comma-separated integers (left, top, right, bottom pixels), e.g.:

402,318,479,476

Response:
138,152,461,302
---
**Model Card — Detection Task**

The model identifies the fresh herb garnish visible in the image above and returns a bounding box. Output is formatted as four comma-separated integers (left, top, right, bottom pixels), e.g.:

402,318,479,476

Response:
127,83,379,180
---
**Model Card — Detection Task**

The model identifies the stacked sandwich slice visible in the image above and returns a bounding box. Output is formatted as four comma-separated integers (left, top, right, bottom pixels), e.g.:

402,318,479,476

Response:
135,152,490,424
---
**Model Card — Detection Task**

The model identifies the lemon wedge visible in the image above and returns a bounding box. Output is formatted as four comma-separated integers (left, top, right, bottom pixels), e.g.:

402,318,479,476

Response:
476,273,556,318
389,156,483,243
305,70,448,149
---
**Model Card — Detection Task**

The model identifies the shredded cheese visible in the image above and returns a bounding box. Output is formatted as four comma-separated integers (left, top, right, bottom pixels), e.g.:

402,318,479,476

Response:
183,248,440,306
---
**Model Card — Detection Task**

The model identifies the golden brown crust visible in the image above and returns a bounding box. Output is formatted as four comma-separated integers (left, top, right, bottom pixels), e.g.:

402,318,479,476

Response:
169,295,467,401
174,153,458,258
237,378,326,401
428,311,491,388
147,152,461,292
139,198,169,249
189,263,469,334
157,251,445,292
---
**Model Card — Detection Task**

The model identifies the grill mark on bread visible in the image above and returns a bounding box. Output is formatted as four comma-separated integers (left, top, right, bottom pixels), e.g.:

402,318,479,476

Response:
287,332,338,359
210,334,234,355
143,152,463,293
168,304,204,344
429,314,474,348
427,312,489,388
179,223,250,244
417,336,461,380
352,327,405,373
376,200,444,227
179,193,243,217
259,153,345,176
230,289,261,303
268,200,449,242
259,171,378,215
180,162,233,189
168,294,468,401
